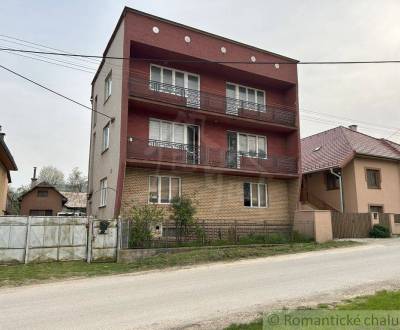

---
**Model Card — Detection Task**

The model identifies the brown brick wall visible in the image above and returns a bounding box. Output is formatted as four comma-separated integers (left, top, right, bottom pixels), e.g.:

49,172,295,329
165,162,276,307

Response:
120,167,297,225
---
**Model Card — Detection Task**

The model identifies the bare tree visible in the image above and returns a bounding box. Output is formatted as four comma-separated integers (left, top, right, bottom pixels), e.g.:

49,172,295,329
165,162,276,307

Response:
67,167,87,192
38,166,65,188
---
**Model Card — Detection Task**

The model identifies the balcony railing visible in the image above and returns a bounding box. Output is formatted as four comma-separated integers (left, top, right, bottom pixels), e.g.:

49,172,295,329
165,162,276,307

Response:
129,77,296,127
127,137,298,175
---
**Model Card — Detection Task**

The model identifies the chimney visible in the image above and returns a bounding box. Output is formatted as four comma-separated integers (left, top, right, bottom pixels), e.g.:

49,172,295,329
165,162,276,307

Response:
0,126,4,139
31,167,38,187
348,125,358,132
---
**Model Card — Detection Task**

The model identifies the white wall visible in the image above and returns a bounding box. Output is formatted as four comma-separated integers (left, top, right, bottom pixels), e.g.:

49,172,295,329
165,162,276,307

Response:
88,20,125,219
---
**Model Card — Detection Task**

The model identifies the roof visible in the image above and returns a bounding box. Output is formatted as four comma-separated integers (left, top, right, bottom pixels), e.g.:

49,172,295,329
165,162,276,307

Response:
18,182,67,202
92,6,298,85
301,126,400,174
61,192,87,209
0,133,17,183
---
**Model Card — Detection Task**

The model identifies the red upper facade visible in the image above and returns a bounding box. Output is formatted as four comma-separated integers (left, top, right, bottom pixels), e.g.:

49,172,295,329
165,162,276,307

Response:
111,7,300,178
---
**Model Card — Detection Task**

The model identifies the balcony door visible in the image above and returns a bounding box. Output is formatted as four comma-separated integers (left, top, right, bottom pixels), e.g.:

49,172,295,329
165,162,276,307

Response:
227,131,238,168
186,125,199,164
150,64,200,108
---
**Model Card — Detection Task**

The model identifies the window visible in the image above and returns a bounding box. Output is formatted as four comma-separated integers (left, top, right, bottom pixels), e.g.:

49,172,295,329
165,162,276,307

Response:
238,133,267,158
366,169,381,189
149,176,181,204
326,172,340,190
102,123,110,152
150,64,200,107
100,178,107,207
244,183,268,207
104,71,112,101
37,190,48,198
226,83,265,112
93,95,97,127
369,205,384,220
149,119,197,148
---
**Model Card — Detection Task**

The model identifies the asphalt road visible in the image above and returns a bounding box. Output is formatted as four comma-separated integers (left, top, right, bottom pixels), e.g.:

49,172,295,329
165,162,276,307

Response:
1,239,400,330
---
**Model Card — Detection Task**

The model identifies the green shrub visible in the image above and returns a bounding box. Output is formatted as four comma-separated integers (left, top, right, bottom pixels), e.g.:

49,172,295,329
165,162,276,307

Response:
127,204,164,248
369,224,391,238
170,196,197,244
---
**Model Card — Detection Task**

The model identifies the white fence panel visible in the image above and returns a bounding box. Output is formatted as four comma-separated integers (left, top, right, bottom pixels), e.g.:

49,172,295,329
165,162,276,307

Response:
91,220,118,262
0,217,28,263
0,216,118,264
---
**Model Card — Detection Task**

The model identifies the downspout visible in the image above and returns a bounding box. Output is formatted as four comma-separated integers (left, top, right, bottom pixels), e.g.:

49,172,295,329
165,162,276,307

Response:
330,168,344,213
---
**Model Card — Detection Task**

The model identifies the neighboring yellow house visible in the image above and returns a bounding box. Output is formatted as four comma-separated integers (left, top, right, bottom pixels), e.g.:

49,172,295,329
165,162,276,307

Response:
301,125,400,214
0,128,17,215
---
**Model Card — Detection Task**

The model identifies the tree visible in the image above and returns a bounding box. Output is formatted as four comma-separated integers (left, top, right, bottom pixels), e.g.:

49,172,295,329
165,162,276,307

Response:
170,196,197,244
67,167,87,192
38,166,65,188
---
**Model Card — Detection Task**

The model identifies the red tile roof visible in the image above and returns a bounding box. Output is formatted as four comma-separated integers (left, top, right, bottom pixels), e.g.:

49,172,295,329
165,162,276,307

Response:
301,126,400,173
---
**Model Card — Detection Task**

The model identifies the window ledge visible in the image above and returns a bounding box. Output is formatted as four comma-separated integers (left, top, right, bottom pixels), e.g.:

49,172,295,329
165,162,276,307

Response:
98,205,106,209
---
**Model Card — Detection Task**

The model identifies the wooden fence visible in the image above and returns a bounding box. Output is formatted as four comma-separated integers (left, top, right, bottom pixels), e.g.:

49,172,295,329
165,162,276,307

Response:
331,212,372,238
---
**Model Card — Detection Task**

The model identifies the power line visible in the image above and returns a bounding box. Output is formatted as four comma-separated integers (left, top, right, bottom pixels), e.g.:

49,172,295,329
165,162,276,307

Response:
0,34,101,65
3,47,400,65
0,64,113,120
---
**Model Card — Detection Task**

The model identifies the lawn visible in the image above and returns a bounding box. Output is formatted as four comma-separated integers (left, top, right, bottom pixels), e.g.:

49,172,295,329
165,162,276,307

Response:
0,240,357,287
225,290,400,330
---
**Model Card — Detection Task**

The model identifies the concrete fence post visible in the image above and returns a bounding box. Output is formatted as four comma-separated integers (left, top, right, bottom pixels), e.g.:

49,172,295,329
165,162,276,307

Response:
116,217,122,262
86,217,93,263
24,216,31,264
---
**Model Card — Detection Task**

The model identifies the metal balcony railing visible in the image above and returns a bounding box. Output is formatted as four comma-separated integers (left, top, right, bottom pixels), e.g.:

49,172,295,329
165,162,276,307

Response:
127,137,298,175
129,77,296,127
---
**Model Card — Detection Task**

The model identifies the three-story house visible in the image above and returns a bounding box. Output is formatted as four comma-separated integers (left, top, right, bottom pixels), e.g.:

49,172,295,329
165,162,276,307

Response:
88,7,301,231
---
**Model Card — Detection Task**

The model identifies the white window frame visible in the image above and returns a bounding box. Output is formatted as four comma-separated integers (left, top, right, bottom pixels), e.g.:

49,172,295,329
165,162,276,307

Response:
99,178,107,207
150,64,200,92
244,182,268,208
235,131,267,159
148,176,181,204
102,123,110,152
226,82,266,112
149,118,200,149
104,71,112,102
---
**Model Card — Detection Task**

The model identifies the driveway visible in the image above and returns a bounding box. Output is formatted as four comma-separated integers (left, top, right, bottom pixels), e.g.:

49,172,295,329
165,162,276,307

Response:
1,239,400,329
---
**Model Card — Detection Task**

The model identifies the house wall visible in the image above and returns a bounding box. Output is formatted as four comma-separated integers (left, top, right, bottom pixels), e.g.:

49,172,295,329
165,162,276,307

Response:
351,157,400,213
127,108,291,157
88,20,125,219
0,162,8,215
20,188,64,216
120,167,295,224
124,10,298,85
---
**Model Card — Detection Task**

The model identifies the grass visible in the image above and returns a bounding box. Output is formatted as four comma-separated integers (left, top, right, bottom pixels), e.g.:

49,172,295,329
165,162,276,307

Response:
0,240,356,287
225,290,400,329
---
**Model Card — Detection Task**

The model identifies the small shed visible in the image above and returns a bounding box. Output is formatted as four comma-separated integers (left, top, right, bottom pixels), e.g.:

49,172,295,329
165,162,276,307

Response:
19,182,67,216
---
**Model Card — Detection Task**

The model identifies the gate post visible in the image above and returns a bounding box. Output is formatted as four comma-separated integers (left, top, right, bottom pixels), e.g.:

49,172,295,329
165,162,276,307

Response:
86,217,93,263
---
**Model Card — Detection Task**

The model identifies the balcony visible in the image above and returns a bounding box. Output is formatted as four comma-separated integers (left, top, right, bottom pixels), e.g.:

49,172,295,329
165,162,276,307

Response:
129,77,296,128
126,137,298,176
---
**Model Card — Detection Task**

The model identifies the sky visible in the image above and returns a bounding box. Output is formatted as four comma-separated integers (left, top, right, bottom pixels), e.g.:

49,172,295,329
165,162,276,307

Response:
1,0,400,187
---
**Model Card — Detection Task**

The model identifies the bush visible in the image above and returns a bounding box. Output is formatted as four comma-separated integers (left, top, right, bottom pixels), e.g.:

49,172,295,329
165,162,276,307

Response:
127,204,164,248
369,224,391,238
170,196,197,244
